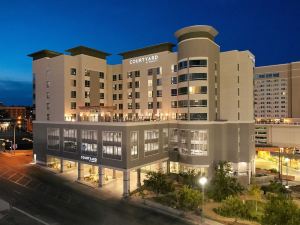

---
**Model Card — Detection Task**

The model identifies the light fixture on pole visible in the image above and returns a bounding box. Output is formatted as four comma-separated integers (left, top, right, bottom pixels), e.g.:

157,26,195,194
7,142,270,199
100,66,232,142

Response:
284,158,289,187
199,177,207,224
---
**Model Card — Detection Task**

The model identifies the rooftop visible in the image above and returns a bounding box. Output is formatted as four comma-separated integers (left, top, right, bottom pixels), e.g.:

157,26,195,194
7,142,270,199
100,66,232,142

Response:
65,46,111,59
27,50,62,61
174,25,218,42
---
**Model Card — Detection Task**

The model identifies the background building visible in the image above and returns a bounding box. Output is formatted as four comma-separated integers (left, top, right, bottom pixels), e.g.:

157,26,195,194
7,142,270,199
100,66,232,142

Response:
254,62,300,119
30,25,255,196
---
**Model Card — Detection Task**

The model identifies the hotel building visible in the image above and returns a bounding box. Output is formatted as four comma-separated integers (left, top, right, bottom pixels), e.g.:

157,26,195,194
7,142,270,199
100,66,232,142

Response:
29,25,255,196
254,61,300,119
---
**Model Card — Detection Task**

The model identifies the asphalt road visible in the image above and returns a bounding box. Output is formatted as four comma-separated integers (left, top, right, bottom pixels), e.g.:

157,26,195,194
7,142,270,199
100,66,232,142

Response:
0,152,191,225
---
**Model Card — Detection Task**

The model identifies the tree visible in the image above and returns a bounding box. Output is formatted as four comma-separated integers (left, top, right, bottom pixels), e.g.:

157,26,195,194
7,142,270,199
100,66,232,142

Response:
248,184,262,212
209,161,244,201
144,171,174,196
176,185,202,211
262,194,300,225
178,169,201,188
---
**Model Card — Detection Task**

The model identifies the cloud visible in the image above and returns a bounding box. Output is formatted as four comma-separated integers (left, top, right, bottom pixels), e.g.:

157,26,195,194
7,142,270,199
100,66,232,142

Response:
0,79,32,106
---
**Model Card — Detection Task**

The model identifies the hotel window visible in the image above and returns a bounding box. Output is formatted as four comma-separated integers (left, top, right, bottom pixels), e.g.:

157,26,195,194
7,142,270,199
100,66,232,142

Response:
46,81,51,88
144,130,159,156
113,94,117,100
47,128,60,150
171,89,177,96
189,86,207,94
113,84,117,90
148,68,153,76
171,76,177,84
85,91,90,98
46,92,50,99
85,80,90,87
163,128,169,151
71,102,76,109
148,91,153,98
113,74,117,81
148,80,153,87
190,130,208,156
135,81,140,88
171,101,177,108
119,94,123,100
130,131,138,159
189,73,207,81
100,93,104,99
157,90,162,97
81,130,98,156
119,84,123,90
128,103,133,109
135,71,140,77
119,104,123,110
178,74,188,83
179,130,188,154
99,82,104,89
128,82,133,89
46,114,50,120
189,59,207,67
190,113,207,120
71,91,76,98
71,80,76,87
157,102,162,109
190,100,207,107
128,92,132,99
169,128,178,143
178,100,188,108
156,79,162,86
118,74,123,80
148,102,153,109
135,103,140,109
99,72,104,79
178,61,188,70
63,129,77,153
172,64,178,72
85,102,90,107
178,87,188,95
102,131,122,160
70,68,76,75
135,92,140,98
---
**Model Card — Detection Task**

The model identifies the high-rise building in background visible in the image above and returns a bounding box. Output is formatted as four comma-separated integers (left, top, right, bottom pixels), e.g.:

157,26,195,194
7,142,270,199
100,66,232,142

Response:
29,25,255,196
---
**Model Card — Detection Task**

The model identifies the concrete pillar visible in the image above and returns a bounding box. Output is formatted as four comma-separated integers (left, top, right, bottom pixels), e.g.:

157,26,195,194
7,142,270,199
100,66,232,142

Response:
112,169,116,179
60,158,64,173
123,170,130,197
98,166,104,187
166,160,170,174
136,168,141,188
78,162,84,180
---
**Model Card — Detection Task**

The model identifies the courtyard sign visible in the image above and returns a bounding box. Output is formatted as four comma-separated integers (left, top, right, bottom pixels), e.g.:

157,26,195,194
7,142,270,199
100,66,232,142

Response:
129,54,159,65
81,155,97,163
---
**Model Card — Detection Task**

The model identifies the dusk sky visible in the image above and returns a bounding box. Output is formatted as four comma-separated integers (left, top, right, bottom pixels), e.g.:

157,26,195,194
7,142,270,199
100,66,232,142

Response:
0,0,299,106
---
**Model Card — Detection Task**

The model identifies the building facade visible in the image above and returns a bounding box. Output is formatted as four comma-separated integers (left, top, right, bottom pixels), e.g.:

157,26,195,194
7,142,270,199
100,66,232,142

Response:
30,25,255,196
254,62,300,119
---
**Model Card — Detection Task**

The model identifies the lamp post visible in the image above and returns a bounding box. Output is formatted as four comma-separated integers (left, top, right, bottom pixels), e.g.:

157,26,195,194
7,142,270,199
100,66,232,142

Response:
199,177,207,224
285,158,289,187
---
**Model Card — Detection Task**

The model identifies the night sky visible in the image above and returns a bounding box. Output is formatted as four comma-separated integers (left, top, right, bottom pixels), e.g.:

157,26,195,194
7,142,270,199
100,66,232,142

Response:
0,0,299,106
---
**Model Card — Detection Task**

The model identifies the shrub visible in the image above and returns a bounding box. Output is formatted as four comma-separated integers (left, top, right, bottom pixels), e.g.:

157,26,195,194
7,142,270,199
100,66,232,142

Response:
176,185,202,211
144,171,174,196
261,180,288,195
178,169,201,188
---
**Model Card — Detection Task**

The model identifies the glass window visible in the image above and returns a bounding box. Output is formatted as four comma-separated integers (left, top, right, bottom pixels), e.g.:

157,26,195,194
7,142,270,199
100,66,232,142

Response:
99,72,104,79
47,128,60,150
63,129,77,153
189,59,207,67
171,77,177,84
178,74,188,83
130,131,138,159
102,131,122,160
171,89,177,96
70,68,76,75
71,91,76,98
81,130,97,156
71,102,76,109
190,130,208,156
189,73,207,80
178,87,188,95
178,61,188,70
85,80,90,87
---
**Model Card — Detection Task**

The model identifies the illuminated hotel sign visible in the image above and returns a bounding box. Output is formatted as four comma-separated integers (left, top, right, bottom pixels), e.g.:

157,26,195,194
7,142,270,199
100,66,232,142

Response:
81,155,97,163
129,54,159,65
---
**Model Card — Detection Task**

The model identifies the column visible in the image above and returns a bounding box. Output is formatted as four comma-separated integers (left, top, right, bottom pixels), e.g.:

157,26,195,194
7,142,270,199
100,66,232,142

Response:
78,162,84,181
166,160,170,174
123,170,130,197
98,166,104,187
136,168,141,188
60,158,64,173
112,169,116,179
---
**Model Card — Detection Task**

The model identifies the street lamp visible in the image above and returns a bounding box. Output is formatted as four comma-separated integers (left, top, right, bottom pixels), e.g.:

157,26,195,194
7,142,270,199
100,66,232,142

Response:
285,158,289,187
199,176,207,224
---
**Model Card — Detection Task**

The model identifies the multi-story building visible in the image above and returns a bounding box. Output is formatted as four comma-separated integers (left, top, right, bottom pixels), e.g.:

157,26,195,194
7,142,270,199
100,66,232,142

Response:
254,62,300,119
29,25,255,196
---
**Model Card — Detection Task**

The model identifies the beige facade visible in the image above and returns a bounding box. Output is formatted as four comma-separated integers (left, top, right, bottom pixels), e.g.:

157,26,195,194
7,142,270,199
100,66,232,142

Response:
254,61,300,119
30,25,256,195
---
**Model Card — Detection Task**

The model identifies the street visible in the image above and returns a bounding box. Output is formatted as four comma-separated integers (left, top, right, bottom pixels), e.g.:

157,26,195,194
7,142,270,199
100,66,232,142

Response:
0,151,191,225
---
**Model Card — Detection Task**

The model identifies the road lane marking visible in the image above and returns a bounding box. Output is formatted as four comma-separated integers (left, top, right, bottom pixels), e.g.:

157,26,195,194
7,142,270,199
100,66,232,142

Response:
12,206,52,225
